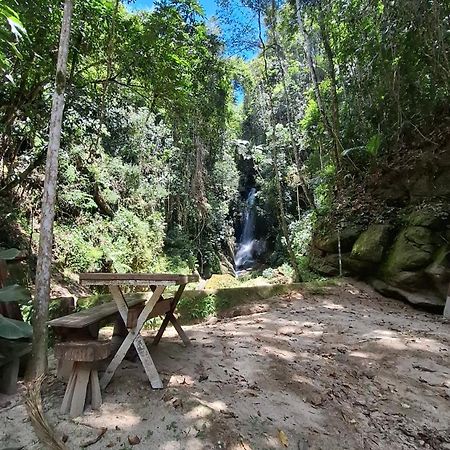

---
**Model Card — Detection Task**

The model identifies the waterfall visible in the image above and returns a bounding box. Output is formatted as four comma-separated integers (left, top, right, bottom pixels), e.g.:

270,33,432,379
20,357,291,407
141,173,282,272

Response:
234,188,262,272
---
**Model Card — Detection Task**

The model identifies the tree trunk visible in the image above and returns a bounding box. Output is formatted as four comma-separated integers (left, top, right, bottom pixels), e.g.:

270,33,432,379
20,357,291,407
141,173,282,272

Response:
29,0,74,379
258,12,302,282
318,4,340,141
295,0,341,170
269,4,315,210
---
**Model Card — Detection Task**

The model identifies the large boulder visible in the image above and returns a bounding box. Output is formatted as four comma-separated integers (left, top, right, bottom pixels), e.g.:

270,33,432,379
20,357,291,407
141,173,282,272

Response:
309,253,342,276
351,224,391,263
383,226,437,274
314,226,362,253
372,279,445,310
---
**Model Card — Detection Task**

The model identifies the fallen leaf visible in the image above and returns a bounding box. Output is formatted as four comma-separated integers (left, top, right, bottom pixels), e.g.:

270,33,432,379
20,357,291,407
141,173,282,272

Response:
278,429,289,447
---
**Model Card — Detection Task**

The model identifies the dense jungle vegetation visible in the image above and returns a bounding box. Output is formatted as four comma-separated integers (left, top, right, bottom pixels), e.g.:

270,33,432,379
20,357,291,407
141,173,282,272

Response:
1,0,449,284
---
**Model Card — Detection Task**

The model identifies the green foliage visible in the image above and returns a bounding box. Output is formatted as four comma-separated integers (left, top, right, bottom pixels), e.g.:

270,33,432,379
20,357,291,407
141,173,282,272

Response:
178,294,218,320
0,314,32,339
0,248,20,259
1,0,449,285
0,284,31,303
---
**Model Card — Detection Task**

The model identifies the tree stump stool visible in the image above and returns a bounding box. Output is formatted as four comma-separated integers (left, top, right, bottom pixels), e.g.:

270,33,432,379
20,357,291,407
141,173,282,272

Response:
55,340,110,417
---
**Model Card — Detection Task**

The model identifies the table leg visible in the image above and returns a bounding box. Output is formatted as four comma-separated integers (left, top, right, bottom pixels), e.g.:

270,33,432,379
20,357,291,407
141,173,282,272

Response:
168,312,191,346
100,285,165,389
153,284,189,346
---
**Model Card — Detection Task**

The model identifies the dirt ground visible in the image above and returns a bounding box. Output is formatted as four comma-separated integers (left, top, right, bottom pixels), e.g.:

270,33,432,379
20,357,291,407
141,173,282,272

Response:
1,279,449,450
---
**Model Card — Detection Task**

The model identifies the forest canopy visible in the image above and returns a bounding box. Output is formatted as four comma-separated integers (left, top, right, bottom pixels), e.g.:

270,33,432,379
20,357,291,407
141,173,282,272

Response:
0,0,449,281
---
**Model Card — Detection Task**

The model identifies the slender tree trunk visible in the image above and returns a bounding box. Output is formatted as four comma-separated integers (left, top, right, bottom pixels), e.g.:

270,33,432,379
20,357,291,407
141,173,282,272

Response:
258,12,302,282
269,4,315,209
318,4,340,142
295,0,341,169
29,0,74,379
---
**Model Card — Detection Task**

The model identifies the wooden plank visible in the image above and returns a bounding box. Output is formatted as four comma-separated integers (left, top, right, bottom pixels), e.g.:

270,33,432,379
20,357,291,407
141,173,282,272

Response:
90,369,102,410
70,362,90,417
60,369,77,414
80,279,176,286
48,296,146,329
149,299,172,318
79,272,199,284
134,335,163,389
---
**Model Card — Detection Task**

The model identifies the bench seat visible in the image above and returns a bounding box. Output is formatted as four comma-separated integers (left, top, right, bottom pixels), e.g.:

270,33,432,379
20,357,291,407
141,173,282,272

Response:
48,295,147,329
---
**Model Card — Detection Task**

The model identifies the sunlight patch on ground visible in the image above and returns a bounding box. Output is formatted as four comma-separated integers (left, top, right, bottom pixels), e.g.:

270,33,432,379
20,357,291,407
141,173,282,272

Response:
348,350,383,360
321,300,346,310
261,345,296,361
77,403,143,428
168,374,195,386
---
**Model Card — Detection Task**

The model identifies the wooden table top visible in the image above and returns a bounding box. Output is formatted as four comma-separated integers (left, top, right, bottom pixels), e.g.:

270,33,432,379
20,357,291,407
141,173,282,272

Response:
79,272,199,286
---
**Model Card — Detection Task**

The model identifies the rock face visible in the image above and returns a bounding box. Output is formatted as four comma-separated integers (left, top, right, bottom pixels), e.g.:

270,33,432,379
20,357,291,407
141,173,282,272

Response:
314,226,362,253
311,174,450,310
311,213,450,309
309,142,450,310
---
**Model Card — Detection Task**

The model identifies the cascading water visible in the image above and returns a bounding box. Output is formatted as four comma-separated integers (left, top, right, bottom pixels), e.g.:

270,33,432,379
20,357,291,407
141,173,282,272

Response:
234,188,264,273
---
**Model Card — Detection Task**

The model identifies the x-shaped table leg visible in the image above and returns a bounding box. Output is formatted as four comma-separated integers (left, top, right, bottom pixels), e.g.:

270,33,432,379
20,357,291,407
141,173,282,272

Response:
153,284,190,346
101,285,166,389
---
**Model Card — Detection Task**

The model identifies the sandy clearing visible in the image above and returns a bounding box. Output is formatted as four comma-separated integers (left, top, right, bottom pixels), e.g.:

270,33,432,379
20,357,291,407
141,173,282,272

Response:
1,279,449,450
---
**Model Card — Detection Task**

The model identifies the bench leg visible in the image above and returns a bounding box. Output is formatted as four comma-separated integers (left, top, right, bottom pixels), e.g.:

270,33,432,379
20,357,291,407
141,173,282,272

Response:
152,315,170,346
90,369,102,410
65,362,91,417
0,358,20,395
61,369,77,414
57,358,73,380
133,335,163,389
169,313,191,346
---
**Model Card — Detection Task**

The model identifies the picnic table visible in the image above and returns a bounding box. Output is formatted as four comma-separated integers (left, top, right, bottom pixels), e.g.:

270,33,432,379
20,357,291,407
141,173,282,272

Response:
79,273,198,389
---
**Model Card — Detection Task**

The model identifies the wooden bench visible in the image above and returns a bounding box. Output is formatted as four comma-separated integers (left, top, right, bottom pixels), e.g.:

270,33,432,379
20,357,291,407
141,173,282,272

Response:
55,340,110,417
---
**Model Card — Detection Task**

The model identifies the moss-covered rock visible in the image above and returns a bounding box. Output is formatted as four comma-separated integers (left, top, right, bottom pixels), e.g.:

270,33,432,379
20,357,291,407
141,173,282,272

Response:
342,255,374,275
351,224,391,263
383,226,436,274
309,254,341,276
204,274,239,289
408,207,447,229
314,226,362,253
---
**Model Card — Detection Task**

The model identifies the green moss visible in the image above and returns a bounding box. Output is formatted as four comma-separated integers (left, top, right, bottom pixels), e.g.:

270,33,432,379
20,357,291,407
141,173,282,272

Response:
351,224,391,263
382,226,436,275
